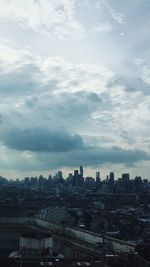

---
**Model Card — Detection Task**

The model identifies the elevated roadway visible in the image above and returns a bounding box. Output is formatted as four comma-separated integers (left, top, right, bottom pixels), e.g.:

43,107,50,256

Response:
0,217,135,258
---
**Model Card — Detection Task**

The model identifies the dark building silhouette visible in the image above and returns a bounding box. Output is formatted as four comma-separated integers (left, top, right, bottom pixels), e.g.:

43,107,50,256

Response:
109,172,114,192
122,173,129,181
80,166,83,178
96,172,101,190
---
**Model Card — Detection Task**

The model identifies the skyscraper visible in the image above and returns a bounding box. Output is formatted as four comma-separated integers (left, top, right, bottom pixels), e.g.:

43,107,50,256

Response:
109,172,114,192
73,168,84,187
80,166,83,178
122,173,129,181
96,171,101,190
73,170,79,186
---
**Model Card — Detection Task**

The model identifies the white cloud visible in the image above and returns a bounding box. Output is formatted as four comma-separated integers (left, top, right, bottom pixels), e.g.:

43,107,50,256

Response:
0,0,84,39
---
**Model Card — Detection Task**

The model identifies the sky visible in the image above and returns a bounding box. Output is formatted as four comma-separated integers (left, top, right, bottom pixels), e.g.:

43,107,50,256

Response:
0,0,150,179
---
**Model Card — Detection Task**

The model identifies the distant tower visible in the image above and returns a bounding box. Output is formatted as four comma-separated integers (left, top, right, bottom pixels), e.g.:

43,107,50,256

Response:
73,170,79,186
73,168,84,187
122,173,130,192
122,173,129,181
80,166,83,178
110,172,114,182
109,172,114,192
96,172,100,179
74,170,78,176
96,172,101,190
57,171,63,181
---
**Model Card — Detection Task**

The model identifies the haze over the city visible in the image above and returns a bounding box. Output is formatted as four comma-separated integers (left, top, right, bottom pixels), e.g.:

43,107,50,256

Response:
0,0,149,179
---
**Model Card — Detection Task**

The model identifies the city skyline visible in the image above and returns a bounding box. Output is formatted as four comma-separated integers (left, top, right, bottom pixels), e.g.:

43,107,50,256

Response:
0,0,150,179
1,165,149,196
0,166,148,181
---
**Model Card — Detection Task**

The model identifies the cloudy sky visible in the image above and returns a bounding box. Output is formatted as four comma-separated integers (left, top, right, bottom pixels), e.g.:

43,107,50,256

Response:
0,0,150,179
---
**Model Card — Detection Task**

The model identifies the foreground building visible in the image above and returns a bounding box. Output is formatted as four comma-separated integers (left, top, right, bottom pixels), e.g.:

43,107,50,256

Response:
0,216,149,267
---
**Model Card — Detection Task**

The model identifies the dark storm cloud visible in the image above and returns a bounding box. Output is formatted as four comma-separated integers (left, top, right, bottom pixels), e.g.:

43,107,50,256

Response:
58,146,149,166
1,145,149,172
33,146,150,171
0,127,84,152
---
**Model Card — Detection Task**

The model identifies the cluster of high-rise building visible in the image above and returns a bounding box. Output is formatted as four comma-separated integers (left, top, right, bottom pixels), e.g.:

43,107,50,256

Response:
0,166,149,194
